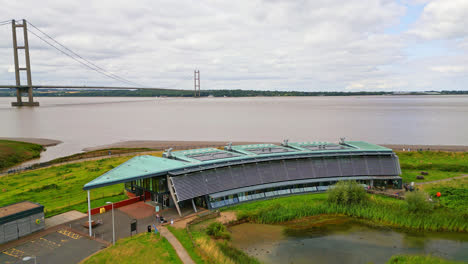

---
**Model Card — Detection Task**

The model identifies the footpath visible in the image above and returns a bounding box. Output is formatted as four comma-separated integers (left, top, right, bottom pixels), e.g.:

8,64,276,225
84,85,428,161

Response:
415,174,468,185
158,226,195,264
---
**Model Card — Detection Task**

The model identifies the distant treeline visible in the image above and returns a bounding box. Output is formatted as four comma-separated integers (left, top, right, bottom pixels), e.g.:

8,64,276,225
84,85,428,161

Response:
0,89,467,97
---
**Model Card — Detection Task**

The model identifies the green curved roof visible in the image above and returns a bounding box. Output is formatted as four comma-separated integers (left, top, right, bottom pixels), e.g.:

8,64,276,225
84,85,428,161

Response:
83,141,393,190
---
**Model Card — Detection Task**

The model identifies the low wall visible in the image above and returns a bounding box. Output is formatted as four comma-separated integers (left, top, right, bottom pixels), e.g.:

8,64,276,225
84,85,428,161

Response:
88,196,142,215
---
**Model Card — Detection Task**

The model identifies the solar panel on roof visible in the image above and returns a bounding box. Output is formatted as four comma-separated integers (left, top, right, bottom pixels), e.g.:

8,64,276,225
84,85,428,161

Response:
302,144,347,151
171,154,400,201
186,151,239,161
245,147,291,154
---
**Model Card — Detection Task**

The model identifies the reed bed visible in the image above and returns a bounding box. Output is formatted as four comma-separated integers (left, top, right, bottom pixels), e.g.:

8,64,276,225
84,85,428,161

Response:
232,194,468,232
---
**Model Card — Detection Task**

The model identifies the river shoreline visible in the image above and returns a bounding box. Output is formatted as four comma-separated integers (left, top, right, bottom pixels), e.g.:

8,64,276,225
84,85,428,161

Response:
3,137,468,153
0,137,62,147
84,140,468,152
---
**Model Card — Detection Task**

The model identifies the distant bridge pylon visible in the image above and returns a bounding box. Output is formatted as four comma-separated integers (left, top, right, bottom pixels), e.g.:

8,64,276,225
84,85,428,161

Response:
2,19,195,107
11,19,38,106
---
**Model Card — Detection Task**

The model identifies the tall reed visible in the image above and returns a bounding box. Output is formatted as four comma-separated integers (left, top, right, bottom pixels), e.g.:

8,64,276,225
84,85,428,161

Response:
234,194,467,232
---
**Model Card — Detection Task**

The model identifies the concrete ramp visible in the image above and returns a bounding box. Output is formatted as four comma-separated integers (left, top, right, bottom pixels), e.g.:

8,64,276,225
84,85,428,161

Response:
45,210,87,229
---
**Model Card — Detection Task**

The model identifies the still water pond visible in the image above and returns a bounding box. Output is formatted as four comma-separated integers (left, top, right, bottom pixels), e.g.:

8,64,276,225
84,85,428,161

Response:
230,217,468,264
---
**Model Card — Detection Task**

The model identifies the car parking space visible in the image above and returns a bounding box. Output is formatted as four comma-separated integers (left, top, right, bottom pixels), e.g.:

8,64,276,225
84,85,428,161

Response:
0,228,105,264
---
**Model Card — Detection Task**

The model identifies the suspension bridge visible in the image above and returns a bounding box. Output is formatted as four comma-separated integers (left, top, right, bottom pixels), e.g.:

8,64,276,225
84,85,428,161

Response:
0,19,201,106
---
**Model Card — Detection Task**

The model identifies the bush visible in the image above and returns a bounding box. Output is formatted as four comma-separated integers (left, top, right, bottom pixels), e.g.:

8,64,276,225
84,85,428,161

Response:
206,222,231,240
405,191,433,213
327,181,367,205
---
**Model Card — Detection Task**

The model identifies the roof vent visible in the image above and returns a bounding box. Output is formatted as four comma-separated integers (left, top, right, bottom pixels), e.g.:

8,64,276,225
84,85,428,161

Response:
163,148,173,158
225,142,233,151
281,139,289,147
339,137,346,145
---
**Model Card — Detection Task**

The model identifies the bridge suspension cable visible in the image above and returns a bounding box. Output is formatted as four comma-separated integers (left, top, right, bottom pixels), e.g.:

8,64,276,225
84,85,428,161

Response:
0,20,12,26
26,20,147,88
2,19,195,91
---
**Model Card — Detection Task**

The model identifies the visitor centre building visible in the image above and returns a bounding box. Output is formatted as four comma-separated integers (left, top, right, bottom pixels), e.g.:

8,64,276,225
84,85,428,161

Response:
83,140,402,216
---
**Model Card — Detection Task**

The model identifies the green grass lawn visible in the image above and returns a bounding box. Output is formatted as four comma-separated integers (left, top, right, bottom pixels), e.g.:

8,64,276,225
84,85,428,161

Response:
0,156,132,217
387,254,466,264
167,226,206,264
80,232,182,264
0,140,44,170
398,151,468,183
400,169,463,183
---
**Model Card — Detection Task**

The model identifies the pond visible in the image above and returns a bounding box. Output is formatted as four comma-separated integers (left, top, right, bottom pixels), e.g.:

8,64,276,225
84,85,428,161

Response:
229,216,468,264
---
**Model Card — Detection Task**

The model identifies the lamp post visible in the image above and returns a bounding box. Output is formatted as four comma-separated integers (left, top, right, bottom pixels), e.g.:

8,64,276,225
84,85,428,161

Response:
22,256,36,264
106,201,115,245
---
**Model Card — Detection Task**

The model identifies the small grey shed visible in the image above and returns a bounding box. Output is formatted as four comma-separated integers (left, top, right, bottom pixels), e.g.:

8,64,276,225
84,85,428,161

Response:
0,201,45,244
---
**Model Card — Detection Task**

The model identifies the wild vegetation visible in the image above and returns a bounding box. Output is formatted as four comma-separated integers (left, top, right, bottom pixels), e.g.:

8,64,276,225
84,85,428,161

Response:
0,140,43,170
405,191,434,213
387,254,466,264
80,232,182,264
327,180,367,205
421,177,468,215
182,216,260,264
0,156,131,217
227,193,467,232
206,221,231,240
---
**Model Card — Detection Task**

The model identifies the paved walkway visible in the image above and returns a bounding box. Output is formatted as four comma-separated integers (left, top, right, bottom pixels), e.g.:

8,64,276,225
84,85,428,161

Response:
45,210,87,228
159,226,195,264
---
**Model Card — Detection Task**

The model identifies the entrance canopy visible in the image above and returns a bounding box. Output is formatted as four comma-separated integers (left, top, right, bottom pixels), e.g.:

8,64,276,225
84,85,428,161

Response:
83,155,186,190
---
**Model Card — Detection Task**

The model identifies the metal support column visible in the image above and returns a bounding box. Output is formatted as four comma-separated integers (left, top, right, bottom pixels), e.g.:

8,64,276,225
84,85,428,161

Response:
87,190,92,236
191,199,197,213
11,20,21,105
167,175,182,216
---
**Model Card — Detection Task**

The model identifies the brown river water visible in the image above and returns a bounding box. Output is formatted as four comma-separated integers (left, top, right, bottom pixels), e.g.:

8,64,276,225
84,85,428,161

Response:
229,216,468,264
0,95,467,162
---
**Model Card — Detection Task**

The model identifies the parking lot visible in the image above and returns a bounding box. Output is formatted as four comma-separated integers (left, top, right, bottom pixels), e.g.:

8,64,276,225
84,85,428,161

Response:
0,201,196,264
0,228,106,264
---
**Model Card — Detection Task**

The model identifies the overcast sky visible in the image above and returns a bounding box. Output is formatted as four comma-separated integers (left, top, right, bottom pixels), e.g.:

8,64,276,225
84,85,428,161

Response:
0,0,467,91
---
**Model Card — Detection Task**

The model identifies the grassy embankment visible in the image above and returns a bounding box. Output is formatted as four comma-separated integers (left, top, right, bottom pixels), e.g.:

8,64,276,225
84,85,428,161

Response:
46,148,157,165
0,140,44,170
167,226,207,264
0,156,132,217
226,192,467,232
397,151,468,183
80,232,182,264
387,254,466,264
182,217,260,264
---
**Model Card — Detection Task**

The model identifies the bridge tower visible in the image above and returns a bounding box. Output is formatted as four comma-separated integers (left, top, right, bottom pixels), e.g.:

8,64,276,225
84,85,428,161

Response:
11,19,39,106
194,70,200,97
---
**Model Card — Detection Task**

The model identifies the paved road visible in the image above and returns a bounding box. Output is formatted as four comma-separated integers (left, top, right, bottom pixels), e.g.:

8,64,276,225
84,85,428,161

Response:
159,226,195,264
